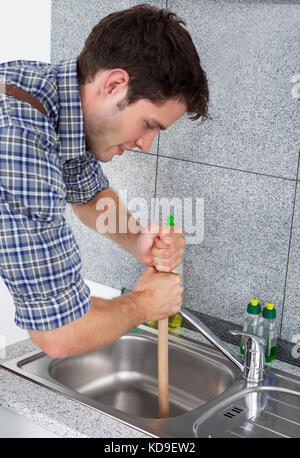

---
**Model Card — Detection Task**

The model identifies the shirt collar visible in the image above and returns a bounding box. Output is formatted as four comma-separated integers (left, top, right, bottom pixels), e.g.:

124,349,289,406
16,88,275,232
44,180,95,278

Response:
56,58,86,161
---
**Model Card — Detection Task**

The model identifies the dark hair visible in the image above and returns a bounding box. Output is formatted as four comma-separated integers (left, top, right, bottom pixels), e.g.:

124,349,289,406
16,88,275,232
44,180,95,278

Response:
77,3,211,123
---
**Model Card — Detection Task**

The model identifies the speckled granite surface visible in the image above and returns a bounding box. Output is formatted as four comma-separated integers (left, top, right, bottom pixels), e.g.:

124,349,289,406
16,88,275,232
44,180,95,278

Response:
0,331,299,438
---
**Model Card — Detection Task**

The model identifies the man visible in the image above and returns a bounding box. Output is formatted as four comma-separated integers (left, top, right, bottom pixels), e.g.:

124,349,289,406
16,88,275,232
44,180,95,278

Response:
0,4,210,358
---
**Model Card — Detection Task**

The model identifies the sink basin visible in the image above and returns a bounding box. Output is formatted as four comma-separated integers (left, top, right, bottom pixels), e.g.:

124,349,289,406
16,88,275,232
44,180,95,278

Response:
48,332,234,418
1,326,240,436
1,325,300,437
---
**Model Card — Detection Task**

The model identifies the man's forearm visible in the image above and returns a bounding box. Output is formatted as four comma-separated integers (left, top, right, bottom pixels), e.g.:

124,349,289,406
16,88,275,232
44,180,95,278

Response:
29,292,145,358
71,187,142,260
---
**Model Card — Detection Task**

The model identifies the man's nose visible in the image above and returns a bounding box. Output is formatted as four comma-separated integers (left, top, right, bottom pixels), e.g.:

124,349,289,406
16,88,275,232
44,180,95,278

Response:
135,131,157,153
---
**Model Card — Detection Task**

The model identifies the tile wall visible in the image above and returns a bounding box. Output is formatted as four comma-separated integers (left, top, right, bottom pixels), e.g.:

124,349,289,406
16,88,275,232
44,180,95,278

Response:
51,0,300,365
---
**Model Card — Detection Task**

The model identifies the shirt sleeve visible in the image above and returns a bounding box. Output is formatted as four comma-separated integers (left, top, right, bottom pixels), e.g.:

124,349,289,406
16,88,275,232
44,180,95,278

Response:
63,150,110,204
0,125,92,330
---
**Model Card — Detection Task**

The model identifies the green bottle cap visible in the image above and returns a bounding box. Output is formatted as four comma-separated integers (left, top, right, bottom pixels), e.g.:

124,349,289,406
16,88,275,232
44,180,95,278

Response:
247,298,261,315
263,302,276,319
167,215,175,226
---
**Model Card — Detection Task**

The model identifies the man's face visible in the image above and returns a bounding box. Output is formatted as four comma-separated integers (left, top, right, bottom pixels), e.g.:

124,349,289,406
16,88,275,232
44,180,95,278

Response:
80,78,186,162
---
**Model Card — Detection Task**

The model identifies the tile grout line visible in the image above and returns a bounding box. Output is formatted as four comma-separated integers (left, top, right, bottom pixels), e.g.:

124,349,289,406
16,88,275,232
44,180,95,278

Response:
128,149,298,183
151,132,160,222
154,132,160,200
279,148,300,339
156,153,299,182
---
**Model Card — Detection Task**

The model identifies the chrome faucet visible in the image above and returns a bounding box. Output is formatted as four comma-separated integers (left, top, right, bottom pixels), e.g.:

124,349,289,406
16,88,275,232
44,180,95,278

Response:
179,308,266,383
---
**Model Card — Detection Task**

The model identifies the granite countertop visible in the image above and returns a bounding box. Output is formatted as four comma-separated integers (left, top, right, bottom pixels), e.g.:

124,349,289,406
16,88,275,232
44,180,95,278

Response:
0,279,299,438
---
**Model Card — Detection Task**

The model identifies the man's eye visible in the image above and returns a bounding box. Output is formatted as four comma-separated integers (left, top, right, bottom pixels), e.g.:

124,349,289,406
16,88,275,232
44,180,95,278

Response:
145,122,156,130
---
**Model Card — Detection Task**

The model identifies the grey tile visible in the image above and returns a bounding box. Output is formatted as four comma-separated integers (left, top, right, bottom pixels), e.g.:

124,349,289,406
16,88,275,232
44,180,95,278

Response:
100,150,156,199
51,0,165,61
64,151,157,290
282,184,300,344
156,156,295,328
161,1,299,179
51,0,299,359
51,0,162,156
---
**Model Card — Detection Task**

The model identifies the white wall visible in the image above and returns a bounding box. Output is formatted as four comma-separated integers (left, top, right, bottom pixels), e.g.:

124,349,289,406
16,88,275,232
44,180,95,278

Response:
0,0,51,62
0,0,51,346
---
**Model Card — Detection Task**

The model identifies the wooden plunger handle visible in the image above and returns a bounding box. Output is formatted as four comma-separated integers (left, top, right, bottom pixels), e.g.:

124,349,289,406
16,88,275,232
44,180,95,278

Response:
153,235,170,419
158,317,169,418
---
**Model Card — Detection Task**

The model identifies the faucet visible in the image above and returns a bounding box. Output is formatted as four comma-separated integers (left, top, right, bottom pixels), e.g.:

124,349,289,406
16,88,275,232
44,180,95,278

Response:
179,308,266,383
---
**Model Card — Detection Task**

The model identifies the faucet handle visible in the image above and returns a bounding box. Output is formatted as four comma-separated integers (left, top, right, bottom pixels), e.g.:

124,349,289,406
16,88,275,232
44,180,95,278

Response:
229,330,266,382
229,330,266,351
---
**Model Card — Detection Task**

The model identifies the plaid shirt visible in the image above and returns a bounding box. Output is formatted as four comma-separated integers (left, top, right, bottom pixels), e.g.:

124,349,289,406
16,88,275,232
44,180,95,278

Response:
0,58,109,331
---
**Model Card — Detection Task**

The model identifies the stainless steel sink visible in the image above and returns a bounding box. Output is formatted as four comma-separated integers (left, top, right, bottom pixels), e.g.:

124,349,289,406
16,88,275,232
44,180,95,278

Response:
1,325,300,437
48,331,235,418
193,385,300,438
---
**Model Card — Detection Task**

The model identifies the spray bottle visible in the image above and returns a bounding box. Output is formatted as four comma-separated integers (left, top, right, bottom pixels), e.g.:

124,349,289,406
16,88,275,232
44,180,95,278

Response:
240,298,262,354
261,302,278,362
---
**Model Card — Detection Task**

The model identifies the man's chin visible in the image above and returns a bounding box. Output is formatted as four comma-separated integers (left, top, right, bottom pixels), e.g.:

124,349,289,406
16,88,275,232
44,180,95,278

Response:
88,144,121,162
88,148,109,162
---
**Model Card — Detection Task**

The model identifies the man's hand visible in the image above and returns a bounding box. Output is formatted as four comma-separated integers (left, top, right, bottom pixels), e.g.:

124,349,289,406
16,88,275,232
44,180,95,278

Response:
137,221,186,272
134,266,184,322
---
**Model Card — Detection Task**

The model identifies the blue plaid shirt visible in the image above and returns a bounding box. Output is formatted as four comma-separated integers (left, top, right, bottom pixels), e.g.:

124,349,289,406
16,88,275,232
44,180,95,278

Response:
0,58,110,331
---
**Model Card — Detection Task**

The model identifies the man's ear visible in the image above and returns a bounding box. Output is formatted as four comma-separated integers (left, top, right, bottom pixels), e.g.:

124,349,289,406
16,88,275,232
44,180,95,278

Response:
100,69,129,98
